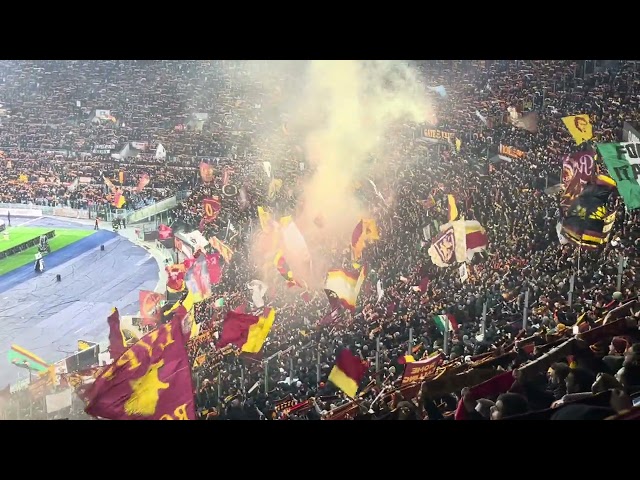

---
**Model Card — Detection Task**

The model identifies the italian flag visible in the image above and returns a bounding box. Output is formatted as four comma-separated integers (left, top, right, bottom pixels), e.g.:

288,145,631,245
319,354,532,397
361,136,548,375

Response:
434,314,458,332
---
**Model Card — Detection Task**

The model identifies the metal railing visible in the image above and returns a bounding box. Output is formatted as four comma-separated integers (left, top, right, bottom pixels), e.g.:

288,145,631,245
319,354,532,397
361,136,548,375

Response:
126,190,190,224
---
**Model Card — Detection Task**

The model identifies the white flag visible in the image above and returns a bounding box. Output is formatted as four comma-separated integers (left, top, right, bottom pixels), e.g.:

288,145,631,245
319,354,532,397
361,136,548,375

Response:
376,279,384,303
247,280,268,308
46,388,73,413
68,177,79,192
475,110,488,126
155,143,167,160
428,85,447,98
423,225,431,241
556,222,569,245
262,161,272,178
459,263,468,283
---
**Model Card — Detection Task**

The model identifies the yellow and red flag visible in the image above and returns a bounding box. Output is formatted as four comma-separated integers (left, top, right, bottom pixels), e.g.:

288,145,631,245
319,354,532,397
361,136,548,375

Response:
217,308,276,354
351,219,380,261
324,266,367,311
112,191,126,209
328,349,368,398
85,316,196,420
209,236,234,263
447,194,458,222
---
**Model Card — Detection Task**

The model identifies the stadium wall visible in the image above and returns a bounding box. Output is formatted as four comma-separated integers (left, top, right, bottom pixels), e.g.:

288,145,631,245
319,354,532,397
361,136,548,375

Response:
0,203,91,219
0,207,43,217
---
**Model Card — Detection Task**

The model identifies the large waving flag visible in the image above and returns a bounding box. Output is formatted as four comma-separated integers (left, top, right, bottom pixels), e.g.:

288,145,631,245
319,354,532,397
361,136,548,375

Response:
351,219,380,261
84,317,196,420
328,349,368,398
107,308,127,361
428,227,456,267
217,308,276,354
464,220,489,260
597,142,640,210
279,216,311,264
324,266,367,311
562,114,593,145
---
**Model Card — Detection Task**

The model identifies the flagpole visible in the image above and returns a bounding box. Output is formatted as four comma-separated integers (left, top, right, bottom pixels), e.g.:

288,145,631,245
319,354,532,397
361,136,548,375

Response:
289,357,294,388
240,362,245,394
481,301,487,338
617,253,624,291
443,318,449,356
264,361,269,394
375,336,381,385
407,328,413,356
316,347,321,387
568,274,575,306
522,289,530,332
217,370,222,404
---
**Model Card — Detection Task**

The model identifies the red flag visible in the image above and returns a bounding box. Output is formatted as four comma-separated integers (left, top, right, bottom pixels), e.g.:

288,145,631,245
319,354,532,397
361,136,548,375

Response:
158,224,172,240
206,252,222,284
418,277,430,293
199,162,215,183
107,308,127,360
233,303,247,314
85,317,196,420
217,309,275,353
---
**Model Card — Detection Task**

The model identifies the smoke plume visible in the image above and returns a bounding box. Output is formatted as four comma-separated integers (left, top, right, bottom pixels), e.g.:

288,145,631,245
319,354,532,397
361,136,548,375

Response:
230,60,433,285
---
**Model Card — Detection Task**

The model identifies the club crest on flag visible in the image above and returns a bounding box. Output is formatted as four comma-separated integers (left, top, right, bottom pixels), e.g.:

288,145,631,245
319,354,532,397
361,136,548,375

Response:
433,228,455,264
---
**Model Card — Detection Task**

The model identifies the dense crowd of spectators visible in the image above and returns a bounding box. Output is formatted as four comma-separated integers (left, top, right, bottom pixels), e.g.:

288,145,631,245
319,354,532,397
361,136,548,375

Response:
3,60,640,420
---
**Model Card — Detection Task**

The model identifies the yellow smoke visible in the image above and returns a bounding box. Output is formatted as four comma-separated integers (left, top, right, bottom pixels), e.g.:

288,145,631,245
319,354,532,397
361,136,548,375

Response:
239,60,433,285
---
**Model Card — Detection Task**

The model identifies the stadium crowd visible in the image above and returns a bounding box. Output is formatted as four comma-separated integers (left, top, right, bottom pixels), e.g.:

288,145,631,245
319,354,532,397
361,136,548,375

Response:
3,60,640,420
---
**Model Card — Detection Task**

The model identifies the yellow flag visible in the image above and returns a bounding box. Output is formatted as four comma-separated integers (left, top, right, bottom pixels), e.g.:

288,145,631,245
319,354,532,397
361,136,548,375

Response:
455,138,461,152
257,206,272,232
447,194,458,222
561,114,593,145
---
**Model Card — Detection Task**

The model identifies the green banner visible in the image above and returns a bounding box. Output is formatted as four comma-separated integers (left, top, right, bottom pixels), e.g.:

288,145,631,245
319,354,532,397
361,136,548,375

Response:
597,142,640,209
